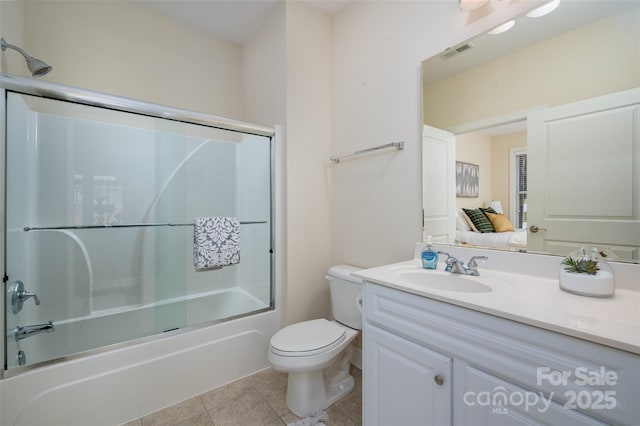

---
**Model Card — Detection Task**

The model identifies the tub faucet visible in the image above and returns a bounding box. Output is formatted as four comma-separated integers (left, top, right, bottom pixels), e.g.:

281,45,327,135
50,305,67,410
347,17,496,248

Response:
14,320,54,341
437,252,488,276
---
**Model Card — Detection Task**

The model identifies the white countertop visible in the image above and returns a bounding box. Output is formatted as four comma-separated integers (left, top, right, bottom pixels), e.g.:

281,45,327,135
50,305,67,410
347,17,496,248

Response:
354,259,640,355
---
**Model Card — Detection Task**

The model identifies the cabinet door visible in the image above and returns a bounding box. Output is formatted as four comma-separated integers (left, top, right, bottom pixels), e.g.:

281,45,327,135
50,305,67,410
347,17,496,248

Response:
456,364,607,426
363,323,452,426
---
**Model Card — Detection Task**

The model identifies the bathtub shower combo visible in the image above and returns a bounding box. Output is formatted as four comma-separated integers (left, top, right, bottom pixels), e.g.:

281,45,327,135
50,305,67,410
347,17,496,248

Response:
1,74,275,376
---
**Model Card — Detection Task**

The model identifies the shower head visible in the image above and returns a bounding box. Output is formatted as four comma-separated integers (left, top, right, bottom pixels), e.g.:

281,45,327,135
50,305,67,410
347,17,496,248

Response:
1,38,52,77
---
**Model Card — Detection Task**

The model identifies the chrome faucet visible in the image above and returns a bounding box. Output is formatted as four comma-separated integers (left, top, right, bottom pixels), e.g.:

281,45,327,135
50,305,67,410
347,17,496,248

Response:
465,256,489,276
14,320,54,341
438,252,488,276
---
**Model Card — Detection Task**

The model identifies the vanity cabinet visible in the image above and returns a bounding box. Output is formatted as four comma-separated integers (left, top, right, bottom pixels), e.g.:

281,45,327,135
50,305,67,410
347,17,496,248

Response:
364,324,452,425
362,282,639,426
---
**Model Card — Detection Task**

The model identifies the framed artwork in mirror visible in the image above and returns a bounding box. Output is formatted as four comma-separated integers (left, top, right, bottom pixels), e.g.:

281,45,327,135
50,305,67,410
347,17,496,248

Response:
456,161,479,198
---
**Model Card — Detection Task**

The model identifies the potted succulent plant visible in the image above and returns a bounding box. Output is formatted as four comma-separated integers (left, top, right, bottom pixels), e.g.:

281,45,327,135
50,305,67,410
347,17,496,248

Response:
559,247,615,297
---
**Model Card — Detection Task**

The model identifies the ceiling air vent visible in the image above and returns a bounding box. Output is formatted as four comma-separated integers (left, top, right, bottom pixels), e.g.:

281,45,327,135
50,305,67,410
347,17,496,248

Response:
438,42,474,60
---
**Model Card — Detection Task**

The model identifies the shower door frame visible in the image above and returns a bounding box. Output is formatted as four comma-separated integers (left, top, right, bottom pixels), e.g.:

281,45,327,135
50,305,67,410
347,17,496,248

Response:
0,73,277,378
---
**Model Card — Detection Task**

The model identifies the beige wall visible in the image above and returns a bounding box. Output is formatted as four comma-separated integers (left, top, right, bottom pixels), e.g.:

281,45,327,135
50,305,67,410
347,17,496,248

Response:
19,0,243,119
284,1,332,325
455,132,492,210
242,4,288,325
0,0,25,75
243,4,286,128
423,6,640,129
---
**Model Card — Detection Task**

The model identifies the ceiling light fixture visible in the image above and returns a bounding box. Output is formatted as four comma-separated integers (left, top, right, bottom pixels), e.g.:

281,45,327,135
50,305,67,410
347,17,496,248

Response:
459,0,489,11
527,0,561,18
488,20,515,35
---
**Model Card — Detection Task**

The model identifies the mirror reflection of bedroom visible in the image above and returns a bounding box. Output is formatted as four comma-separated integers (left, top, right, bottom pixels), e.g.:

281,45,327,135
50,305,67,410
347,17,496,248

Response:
452,123,528,252
421,0,640,262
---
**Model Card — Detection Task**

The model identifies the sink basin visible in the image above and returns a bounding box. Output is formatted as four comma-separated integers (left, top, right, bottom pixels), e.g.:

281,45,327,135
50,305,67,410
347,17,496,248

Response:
398,270,493,293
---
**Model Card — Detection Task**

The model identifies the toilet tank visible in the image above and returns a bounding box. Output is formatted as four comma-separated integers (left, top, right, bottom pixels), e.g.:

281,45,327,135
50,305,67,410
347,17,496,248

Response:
326,264,363,330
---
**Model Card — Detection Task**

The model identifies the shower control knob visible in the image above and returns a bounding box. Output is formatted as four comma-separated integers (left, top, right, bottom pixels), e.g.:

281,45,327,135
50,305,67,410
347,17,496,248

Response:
434,374,444,386
9,280,41,314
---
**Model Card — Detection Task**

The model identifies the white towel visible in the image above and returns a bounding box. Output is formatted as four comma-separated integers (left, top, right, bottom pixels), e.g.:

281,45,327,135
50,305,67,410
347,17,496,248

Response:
193,217,240,271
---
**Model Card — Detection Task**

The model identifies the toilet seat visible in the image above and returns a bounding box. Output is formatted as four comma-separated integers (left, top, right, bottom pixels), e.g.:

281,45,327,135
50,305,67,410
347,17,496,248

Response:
270,319,346,357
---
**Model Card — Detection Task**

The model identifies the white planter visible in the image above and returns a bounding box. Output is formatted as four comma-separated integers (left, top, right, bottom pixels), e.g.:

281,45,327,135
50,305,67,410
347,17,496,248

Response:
559,269,615,297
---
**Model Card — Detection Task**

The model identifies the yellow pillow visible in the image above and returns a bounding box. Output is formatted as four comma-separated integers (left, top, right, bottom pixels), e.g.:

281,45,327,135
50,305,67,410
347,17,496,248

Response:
485,212,515,232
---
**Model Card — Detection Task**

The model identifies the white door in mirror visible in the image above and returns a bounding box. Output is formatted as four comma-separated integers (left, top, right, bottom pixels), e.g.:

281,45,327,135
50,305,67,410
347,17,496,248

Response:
527,87,640,261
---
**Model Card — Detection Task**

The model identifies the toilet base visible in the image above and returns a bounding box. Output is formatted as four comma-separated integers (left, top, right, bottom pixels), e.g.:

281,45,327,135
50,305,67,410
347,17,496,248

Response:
325,373,355,407
285,346,355,417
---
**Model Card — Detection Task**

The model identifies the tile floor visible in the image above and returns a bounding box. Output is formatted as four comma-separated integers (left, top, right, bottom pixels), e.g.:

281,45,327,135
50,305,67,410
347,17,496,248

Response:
123,366,362,426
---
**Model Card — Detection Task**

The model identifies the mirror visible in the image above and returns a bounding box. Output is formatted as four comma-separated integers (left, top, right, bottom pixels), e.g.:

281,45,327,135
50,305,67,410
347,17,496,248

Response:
422,0,640,263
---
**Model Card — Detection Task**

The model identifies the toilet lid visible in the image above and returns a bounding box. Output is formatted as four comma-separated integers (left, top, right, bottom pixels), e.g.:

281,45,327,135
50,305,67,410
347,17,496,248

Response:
271,319,345,356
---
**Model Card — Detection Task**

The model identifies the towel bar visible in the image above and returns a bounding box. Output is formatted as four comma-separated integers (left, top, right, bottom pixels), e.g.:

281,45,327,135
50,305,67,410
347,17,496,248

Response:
330,141,404,163
23,221,267,232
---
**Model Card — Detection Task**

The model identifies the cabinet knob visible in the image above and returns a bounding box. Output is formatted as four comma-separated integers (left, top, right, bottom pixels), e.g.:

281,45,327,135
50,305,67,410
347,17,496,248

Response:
434,374,444,386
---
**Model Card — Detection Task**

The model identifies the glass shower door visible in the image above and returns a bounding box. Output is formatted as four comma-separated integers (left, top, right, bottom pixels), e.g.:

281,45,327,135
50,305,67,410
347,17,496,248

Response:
4,90,273,372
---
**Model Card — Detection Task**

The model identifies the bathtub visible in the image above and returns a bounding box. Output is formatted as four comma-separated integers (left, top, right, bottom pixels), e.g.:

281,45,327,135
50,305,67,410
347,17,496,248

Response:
9,287,271,368
0,295,281,426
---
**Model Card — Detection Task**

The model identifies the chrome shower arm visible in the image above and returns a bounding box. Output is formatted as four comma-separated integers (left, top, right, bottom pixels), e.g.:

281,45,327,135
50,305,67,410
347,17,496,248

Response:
1,39,29,58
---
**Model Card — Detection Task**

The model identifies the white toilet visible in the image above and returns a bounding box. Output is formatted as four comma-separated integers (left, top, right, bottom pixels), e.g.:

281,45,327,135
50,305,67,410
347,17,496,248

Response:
268,264,363,417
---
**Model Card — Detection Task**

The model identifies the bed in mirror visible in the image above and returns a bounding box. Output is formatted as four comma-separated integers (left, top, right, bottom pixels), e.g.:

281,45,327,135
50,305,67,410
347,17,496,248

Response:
421,0,640,263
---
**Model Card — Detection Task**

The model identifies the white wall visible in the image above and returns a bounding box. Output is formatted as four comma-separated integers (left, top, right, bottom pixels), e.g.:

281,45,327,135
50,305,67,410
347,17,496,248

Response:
330,0,541,268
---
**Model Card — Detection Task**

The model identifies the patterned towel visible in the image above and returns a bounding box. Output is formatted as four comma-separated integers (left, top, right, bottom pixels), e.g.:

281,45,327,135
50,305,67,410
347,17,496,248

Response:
193,217,240,271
